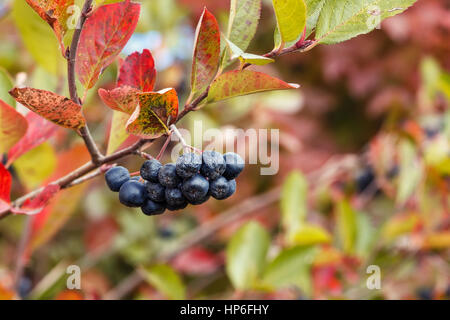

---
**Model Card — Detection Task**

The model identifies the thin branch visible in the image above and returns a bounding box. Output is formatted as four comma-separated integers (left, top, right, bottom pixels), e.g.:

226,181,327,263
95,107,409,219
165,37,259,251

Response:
67,0,103,165
67,0,93,104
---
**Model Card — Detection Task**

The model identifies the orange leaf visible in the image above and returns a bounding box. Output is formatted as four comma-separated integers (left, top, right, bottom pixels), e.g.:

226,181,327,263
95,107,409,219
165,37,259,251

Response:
9,88,85,129
207,70,300,103
98,86,139,114
191,7,221,95
0,99,28,154
25,0,75,54
126,88,178,139
76,0,141,89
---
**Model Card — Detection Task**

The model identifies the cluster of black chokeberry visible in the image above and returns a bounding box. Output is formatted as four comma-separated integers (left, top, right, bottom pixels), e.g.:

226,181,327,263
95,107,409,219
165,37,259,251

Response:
104,151,244,216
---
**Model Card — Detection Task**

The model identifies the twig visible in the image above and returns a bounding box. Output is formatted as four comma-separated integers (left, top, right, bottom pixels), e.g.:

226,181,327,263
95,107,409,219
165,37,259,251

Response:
66,0,103,165
156,133,173,160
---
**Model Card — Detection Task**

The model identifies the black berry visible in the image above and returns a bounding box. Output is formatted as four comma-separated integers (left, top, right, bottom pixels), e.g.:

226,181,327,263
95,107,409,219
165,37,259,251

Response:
201,151,225,180
225,179,236,199
141,199,166,216
190,192,211,205
146,182,166,203
158,163,181,188
182,174,209,204
176,152,202,178
119,180,147,207
165,188,188,210
223,152,244,180
209,176,230,200
140,159,162,182
105,166,130,192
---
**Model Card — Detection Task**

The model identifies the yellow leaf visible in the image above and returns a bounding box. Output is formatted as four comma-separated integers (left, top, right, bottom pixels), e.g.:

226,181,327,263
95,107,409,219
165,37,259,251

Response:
107,111,131,155
14,142,57,190
289,223,331,246
272,0,307,44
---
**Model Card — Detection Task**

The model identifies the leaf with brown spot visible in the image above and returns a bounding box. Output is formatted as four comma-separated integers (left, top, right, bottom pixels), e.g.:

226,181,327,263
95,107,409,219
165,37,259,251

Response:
207,70,300,103
118,49,157,92
98,86,139,114
191,7,221,95
25,0,75,54
9,88,86,129
126,88,178,139
76,0,141,89
0,99,28,154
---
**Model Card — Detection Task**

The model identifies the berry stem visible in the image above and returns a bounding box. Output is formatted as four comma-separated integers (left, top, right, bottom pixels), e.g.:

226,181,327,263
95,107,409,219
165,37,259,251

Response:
156,132,173,161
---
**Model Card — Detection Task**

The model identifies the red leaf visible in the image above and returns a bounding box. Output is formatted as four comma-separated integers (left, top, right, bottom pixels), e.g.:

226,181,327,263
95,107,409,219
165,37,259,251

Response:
0,163,12,212
25,0,75,54
207,70,300,103
0,99,28,154
76,0,141,89
7,111,59,166
126,88,178,139
98,86,139,114
9,88,86,129
172,246,222,275
118,49,156,92
191,7,220,95
12,184,60,215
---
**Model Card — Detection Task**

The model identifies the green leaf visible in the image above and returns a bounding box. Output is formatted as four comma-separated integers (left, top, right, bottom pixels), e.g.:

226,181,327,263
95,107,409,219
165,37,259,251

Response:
397,140,423,205
0,68,15,107
381,213,420,242
316,0,418,44
290,223,331,246
227,0,261,51
305,0,326,37
354,213,376,258
280,170,308,242
225,38,274,66
261,245,317,295
12,0,65,75
336,199,357,254
272,0,307,44
226,221,270,290
14,142,57,190
208,70,299,103
107,111,131,155
141,264,186,300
